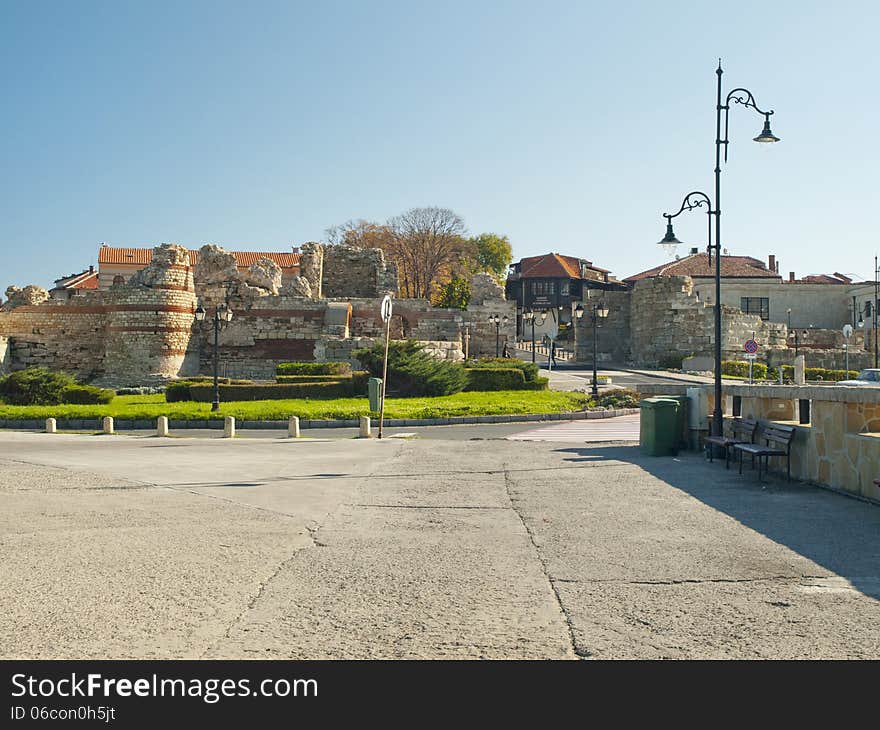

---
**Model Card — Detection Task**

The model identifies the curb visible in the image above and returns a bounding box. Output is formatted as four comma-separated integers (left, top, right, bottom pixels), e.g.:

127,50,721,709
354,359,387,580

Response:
0,409,641,432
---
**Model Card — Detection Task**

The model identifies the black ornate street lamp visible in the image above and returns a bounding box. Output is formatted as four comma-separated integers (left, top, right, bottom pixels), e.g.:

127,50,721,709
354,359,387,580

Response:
578,301,608,397
194,302,234,411
489,314,509,357
658,61,779,438
522,309,546,364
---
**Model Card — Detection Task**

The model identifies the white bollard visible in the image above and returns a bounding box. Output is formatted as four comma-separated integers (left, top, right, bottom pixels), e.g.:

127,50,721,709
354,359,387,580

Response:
359,415,372,438
224,416,235,438
288,416,300,438
102,416,114,434
156,416,169,437
45,418,56,434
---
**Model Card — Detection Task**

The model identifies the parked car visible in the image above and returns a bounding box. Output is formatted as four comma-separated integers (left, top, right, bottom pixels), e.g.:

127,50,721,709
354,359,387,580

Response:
839,369,880,386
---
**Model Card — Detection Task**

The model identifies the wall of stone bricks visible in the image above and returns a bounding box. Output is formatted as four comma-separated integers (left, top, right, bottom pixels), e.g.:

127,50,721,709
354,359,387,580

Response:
573,290,631,364
320,245,398,298
629,276,788,367
0,336,10,375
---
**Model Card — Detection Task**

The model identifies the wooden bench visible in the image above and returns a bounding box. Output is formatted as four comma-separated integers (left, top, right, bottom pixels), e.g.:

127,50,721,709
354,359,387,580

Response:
705,417,758,469
734,424,796,482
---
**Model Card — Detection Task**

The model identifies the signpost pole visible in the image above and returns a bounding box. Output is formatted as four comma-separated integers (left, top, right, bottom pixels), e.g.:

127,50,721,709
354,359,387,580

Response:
378,295,393,440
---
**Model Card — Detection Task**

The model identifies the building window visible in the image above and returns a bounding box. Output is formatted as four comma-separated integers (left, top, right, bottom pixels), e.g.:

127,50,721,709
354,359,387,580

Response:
740,297,770,320
531,281,556,296
112,275,125,286
560,281,569,297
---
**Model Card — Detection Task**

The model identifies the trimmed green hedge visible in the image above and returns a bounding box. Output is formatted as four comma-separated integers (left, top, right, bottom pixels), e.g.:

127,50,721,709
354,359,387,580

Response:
183,376,254,385
464,367,526,391
61,385,115,404
276,361,351,376
466,358,540,382
722,361,768,379
723,361,859,382
0,367,115,406
171,382,354,402
276,374,348,383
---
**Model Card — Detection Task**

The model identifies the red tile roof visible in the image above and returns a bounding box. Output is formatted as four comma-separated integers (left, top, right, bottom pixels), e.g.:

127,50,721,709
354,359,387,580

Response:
52,269,99,290
796,273,852,284
518,252,608,279
98,246,300,270
625,252,780,282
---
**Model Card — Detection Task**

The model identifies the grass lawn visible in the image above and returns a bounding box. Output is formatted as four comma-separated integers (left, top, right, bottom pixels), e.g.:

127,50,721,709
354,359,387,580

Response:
0,390,592,422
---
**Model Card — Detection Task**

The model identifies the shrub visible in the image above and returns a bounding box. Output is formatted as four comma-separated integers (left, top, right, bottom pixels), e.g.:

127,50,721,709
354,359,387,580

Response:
593,388,640,409
276,374,349,383
467,358,539,382
658,354,685,370
276,362,351,376
350,370,370,395
62,385,115,404
183,376,254,385
116,386,164,396
721,361,768,379
353,340,467,397
0,367,78,405
170,382,358,402
464,367,526,391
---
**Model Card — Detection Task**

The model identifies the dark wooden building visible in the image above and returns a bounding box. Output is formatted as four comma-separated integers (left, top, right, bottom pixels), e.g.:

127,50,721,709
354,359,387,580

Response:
506,253,622,333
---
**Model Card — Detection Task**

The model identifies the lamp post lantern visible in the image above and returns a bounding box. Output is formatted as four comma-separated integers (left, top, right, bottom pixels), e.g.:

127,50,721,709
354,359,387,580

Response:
195,302,233,412
582,301,608,397
489,314,509,358
523,309,545,364
657,61,778,438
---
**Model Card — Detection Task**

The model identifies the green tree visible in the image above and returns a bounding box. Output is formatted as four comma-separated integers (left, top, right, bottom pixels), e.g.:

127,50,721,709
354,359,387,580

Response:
471,233,513,278
432,276,470,309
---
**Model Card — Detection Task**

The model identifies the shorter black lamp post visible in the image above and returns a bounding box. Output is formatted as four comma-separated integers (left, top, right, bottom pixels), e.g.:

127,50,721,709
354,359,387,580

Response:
489,314,509,357
194,302,234,411
788,327,807,358
582,301,609,397
522,309,545,364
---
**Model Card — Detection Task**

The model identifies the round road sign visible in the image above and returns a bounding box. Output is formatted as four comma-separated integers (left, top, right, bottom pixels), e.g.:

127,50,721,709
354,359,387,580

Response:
843,324,853,338
744,338,759,354
380,294,393,323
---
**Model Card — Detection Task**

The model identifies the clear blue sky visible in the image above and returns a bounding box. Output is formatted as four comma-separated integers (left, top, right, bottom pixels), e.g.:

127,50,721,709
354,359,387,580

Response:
2,0,877,289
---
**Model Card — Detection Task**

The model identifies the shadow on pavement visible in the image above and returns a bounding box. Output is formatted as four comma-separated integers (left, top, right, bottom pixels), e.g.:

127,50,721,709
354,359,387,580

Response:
554,444,880,600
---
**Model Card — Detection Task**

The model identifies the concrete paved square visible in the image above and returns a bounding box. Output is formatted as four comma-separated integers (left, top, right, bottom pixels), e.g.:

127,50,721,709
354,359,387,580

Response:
1,430,878,659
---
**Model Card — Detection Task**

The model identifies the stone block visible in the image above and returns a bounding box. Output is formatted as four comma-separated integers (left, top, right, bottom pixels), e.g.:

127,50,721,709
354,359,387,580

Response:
224,416,235,438
45,418,56,434
156,416,169,437
102,416,114,434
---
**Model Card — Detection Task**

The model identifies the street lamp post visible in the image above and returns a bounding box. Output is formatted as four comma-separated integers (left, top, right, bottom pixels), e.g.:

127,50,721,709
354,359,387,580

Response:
657,61,779,438
577,302,609,397
194,302,234,412
522,310,545,364
489,314,509,358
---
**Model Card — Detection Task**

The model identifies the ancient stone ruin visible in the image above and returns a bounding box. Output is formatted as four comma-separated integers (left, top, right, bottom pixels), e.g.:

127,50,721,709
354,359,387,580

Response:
0,242,515,385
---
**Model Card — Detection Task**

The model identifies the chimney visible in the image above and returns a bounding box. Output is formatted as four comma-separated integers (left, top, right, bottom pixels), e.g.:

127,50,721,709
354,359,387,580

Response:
768,254,776,272
89,265,94,273
789,271,795,282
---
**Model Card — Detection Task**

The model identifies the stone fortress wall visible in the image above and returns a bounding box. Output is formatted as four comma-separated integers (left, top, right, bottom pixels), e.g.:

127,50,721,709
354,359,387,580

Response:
0,243,516,385
0,242,868,384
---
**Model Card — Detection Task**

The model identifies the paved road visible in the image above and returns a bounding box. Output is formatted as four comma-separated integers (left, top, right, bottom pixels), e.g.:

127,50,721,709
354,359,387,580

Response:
507,415,640,443
2,430,879,659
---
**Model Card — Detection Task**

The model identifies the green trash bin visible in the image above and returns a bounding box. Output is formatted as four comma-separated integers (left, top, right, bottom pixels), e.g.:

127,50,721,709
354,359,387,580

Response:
368,377,383,412
662,395,690,449
639,397,680,456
